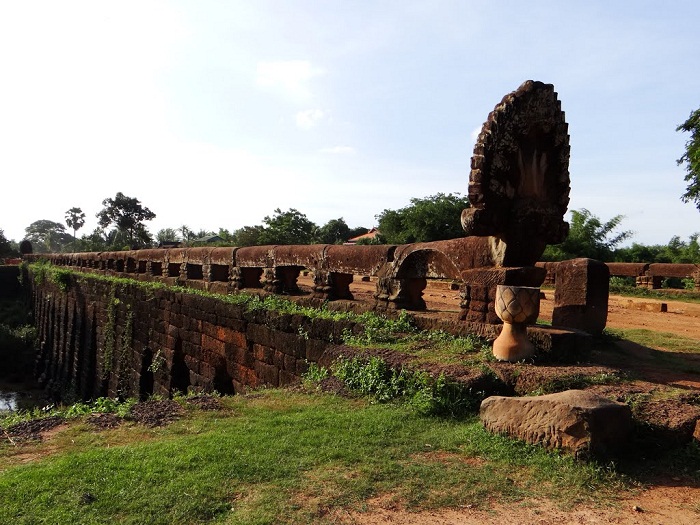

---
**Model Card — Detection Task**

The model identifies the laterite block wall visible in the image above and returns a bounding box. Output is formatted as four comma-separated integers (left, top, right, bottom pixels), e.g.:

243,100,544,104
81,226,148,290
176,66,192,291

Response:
30,272,358,401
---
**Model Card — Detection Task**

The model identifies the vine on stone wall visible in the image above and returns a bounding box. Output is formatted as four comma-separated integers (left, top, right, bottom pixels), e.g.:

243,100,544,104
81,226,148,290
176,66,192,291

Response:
28,260,72,291
102,282,119,380
117,305,134,395
148,348,165,374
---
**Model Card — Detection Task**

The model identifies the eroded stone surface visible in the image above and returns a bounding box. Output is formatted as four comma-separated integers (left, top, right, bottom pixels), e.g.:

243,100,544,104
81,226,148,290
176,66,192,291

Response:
633,398,700,445
552,258,609,334
462,80,570,267
480,389,631,458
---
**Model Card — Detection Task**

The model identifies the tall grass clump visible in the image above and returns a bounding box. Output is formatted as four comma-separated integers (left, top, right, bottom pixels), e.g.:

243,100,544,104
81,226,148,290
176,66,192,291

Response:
308,355,484,417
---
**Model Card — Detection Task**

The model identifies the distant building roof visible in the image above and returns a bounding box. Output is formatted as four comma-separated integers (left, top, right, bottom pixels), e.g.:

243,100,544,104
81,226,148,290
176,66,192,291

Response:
193,235,223,244
345,227,380,244
158,241,182,249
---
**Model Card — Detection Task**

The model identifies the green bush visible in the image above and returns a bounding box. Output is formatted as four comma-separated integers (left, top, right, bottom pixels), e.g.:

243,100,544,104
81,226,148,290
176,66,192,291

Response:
325,355,483,417
662,277,684,289
302,363,329,384
609,276,635,289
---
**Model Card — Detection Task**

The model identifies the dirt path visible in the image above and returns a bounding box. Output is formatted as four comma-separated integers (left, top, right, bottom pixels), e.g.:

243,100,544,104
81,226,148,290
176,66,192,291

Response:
540,292,700,340
337,276,700,341
345,484,700,524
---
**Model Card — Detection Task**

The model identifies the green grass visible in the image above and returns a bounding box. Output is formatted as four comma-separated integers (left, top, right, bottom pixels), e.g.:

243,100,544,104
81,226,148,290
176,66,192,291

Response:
0,390,635,525
0,397,137,428
608,283,700,303
321,355,486,416
605,328,700,355
602,328,700,375
343,327,490,366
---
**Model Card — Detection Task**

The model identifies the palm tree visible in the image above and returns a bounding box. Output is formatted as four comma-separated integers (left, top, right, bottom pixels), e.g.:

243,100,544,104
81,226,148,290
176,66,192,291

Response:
65,207,86,251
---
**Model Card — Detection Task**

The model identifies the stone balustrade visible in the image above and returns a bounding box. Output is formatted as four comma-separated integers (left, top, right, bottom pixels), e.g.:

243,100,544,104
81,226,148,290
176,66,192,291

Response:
23,239,545,324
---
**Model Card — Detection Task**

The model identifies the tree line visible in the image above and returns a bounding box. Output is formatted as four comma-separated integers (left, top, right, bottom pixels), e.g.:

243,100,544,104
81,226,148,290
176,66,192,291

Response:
1,192,372,255
1,191,473,256
2,191,698,267
540,209,699,264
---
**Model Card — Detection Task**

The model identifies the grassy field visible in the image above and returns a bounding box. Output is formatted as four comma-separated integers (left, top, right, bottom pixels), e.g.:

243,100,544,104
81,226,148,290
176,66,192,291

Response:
602,328,700,376
605,328,700,355
0,389,659,525
608,284,700,303
1,266,698,523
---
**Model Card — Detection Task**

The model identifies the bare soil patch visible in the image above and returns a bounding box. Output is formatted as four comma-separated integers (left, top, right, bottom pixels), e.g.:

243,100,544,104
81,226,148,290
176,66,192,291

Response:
541,292,700,341
2,415,65,443
301,275,700,340
185,394,223,411
345,485,700,524
130,399,184,427
86,412,122,430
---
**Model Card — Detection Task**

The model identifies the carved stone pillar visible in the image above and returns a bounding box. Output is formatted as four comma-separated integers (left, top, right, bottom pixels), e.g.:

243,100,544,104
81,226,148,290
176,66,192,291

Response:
635,275,662,289
262,267,281,293
375,277,427,311
231,267,243,290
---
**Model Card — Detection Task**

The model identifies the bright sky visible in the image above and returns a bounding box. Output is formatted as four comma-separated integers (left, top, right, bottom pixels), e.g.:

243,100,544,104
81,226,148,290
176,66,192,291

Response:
1,1,699,247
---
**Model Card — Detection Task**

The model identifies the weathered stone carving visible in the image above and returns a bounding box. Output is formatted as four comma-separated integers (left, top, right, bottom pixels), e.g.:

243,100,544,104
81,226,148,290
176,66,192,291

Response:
375,81,569,317
462,80,570,266
492,285,540,361
19,240,33,255
480,390,632,458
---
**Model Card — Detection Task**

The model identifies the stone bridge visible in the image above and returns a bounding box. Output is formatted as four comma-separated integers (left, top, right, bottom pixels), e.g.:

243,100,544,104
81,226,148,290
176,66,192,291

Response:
29,80,574,323
21,80,611,401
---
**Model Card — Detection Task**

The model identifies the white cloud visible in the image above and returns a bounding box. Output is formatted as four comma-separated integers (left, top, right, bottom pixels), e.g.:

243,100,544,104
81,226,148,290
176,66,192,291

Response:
319,146,356,155
296,109,325,129
256,60,323,101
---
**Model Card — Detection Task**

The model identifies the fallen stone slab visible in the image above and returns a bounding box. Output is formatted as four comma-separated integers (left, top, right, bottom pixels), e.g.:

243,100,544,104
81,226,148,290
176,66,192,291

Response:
624,300,667,313
480,389,632,459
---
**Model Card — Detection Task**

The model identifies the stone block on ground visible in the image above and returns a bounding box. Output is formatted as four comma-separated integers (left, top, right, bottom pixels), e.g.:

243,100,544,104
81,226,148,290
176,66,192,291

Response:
480,389,631,458
553,258,609,334
624,300,667,313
